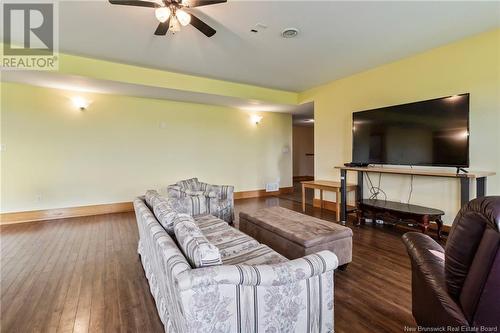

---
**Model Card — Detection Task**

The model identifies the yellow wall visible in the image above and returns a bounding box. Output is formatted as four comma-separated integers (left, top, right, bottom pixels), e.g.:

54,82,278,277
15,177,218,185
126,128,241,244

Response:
300,29,500,225
1,83,292,213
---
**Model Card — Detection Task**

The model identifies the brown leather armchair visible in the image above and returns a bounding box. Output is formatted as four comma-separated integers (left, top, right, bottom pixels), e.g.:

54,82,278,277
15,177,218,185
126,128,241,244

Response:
402,196,500,329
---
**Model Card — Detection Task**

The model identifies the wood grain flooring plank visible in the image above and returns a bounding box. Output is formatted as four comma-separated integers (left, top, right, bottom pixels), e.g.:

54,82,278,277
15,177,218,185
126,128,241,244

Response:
56,219,94,333
88,215,107,333
28,219,84,333
0,222,59,298
43,220,89,332
72,217,100,333
1,220,70,331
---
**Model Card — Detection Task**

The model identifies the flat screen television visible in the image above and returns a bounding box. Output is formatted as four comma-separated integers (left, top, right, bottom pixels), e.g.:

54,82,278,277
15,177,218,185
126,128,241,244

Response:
352,93,469,167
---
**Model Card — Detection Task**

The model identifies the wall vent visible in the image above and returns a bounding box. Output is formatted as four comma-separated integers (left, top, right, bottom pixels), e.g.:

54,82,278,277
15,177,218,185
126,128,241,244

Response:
265,182,280,192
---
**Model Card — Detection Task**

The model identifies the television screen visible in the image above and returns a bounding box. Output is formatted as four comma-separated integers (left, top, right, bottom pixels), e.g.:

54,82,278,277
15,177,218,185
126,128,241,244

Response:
352,94,469,167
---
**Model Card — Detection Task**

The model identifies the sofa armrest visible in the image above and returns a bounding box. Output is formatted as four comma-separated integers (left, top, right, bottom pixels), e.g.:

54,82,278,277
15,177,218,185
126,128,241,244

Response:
402,232,468,327
175,250,338,291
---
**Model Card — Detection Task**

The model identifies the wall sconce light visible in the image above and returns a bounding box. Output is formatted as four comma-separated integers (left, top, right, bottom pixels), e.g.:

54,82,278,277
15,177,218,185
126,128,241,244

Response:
251,114,263,125
72,96,90,111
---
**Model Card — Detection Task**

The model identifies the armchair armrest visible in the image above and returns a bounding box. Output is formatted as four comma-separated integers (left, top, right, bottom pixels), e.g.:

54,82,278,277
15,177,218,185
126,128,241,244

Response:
175,250,338,291
199,182,234,201
402,232,444,265
402,232,467,327
167,184,184,198
167,185,204,197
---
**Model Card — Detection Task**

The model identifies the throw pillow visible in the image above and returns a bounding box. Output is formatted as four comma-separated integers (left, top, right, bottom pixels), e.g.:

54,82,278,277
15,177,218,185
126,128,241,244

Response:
173,214,222,268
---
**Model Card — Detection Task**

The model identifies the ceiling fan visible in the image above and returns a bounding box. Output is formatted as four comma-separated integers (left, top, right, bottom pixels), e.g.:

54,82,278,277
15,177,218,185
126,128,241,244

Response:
108,0,227,37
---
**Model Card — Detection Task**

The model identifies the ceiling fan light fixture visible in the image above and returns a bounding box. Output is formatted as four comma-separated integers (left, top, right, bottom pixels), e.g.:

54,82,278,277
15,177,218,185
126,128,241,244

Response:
155,6,171,23
169,15,181,33
176,9,191,26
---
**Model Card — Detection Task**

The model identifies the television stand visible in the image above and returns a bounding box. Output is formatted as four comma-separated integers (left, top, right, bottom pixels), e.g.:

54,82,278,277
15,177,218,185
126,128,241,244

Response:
357,199,444,240
334,165,496,225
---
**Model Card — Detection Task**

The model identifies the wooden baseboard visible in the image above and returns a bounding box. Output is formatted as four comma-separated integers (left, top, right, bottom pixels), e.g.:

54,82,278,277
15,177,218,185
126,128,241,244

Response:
2,187,294,225
293,176,314,182
0,202,134,225
234,186,294,200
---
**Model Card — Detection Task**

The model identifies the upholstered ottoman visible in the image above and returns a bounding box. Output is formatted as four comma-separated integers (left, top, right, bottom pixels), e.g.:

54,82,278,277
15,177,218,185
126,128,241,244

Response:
239,206,353,268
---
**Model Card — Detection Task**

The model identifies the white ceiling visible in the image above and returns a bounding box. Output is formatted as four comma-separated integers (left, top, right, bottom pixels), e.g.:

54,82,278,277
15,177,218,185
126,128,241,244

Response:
1,70,314,114
50,0,500,91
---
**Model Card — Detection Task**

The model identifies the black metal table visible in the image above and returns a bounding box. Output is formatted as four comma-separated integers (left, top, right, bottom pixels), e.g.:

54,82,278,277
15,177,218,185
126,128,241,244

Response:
335,166,495,224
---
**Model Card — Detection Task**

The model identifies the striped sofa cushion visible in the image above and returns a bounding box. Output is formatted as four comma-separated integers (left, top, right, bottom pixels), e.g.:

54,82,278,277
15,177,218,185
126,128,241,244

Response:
145,190,178,235
153,200,178,236
222,244,287,265
145,189,163,208
181,195,207,216
174,214,222,268
145,190,207,236
195,215,287,265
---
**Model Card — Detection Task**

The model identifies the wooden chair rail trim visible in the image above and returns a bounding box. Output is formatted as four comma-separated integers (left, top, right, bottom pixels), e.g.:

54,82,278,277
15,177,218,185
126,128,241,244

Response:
1,187,294,224
233,187,294,200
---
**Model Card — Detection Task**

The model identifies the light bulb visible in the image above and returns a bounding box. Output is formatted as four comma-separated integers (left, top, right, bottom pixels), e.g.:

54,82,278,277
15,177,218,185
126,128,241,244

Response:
72,97,89,110
176,9,191,26
251,115,263,125
155,7,171,23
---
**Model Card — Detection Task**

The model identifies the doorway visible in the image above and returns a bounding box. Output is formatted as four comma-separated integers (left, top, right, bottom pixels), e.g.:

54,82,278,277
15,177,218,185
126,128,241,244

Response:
280,102,314,205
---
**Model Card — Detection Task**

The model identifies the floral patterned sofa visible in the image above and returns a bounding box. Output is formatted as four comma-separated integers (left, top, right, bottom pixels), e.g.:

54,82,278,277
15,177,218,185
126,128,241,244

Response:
135,190,338,333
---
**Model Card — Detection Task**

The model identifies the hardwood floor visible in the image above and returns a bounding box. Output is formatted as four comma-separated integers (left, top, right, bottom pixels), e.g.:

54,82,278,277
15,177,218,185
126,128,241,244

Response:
1,197,416,332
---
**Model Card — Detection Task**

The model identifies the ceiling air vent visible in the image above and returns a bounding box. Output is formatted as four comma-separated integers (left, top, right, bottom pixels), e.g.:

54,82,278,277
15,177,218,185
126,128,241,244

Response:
281,28,299,39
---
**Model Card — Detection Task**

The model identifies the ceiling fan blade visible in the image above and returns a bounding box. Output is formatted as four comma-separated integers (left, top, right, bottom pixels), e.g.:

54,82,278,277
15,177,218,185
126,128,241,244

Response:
154,19,170,35
189,14,216,37
108,0,160,8
184,0,226,7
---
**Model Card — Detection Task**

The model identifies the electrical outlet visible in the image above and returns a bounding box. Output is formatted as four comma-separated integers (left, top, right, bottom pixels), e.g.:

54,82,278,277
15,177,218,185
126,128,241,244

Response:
0,144,6,152
159,121,167,129
35,194,42,202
